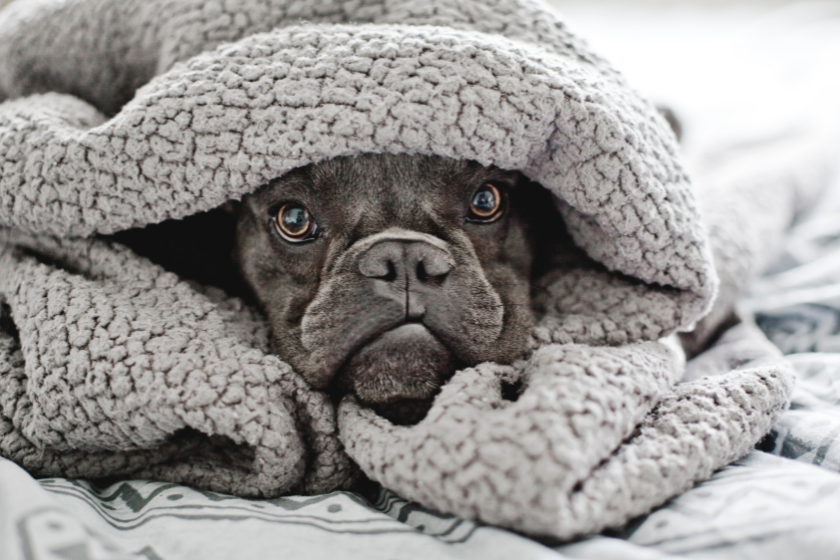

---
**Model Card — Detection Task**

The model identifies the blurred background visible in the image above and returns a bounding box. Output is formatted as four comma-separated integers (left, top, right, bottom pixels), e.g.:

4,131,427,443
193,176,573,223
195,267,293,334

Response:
548,0,840,155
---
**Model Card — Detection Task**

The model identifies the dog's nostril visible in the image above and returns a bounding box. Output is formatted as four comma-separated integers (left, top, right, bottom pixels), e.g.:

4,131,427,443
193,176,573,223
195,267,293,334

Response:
416,260,428,283
383,260,398,282
364,259,397,282
415,259,449,285
359,245,401,280
414,248,453,280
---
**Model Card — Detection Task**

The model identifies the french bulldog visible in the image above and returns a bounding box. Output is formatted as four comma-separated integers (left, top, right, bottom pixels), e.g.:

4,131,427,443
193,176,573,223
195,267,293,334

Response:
114,108,680,425
232,154,576,423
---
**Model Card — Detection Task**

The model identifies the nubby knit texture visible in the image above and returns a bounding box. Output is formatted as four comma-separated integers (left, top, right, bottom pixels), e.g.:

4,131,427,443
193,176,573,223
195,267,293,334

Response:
0,0,819,539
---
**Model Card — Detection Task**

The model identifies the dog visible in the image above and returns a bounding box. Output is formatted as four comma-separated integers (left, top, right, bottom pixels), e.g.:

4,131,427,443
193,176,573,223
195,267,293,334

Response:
231,154,578,423
114,108,680,425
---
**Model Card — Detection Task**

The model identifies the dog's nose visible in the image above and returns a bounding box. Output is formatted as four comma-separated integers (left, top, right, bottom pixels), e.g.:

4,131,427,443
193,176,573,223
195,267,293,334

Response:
358,240,454,284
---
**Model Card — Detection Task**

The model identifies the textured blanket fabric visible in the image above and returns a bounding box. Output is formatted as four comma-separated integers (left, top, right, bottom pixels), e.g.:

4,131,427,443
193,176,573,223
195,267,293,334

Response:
0,0,816,539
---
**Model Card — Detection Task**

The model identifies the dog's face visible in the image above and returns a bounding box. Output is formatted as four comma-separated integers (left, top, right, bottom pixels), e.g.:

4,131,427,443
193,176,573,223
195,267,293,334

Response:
234,154,559,422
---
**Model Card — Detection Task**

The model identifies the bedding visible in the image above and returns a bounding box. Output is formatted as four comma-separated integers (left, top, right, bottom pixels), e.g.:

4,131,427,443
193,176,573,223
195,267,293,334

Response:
1,0,840,558
4,298,840,560
6,158,840,560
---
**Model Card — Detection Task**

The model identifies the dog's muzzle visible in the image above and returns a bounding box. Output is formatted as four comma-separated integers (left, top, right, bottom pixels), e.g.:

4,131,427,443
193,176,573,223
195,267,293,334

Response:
335,233,458,404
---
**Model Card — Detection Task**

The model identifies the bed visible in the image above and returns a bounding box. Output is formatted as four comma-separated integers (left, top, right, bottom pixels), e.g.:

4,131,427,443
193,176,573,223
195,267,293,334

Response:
2,1,840,558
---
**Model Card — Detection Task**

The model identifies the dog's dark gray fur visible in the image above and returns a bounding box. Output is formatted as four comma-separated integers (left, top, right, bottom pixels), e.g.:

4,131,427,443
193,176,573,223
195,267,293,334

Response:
232,154,572,423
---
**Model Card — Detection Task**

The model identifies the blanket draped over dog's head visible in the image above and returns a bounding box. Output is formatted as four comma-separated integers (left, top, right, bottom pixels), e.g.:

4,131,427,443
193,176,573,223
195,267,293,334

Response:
0,0,798,540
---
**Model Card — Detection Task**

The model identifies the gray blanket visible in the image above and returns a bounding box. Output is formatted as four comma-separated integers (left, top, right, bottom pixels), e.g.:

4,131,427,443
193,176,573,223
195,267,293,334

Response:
0,0,826,541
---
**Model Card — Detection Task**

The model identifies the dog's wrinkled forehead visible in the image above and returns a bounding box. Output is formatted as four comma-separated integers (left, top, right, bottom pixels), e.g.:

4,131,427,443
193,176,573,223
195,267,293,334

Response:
247,154,520,240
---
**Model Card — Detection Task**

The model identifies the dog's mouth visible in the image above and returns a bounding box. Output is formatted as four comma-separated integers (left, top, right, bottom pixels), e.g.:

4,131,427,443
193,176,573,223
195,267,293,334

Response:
368,399,438,426
331,323,458,424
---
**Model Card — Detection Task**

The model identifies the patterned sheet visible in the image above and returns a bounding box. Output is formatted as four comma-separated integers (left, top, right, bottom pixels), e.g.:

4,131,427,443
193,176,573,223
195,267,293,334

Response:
3,2,840,559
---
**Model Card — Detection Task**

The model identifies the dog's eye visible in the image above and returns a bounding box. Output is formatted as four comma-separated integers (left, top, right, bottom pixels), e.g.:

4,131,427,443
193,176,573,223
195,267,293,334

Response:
468,183,504,222
273,203,319,242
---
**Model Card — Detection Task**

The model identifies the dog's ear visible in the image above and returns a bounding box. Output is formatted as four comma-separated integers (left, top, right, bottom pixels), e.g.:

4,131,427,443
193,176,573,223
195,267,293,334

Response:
656,105,683,143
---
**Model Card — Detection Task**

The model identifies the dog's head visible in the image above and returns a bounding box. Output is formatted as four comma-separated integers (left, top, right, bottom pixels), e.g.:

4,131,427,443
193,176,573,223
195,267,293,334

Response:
234,153,568,422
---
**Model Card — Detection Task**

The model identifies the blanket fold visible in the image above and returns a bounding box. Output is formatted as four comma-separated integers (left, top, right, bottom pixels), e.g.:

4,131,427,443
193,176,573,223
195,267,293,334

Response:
339,324,793,537
0,0,827,539
0,231,355,494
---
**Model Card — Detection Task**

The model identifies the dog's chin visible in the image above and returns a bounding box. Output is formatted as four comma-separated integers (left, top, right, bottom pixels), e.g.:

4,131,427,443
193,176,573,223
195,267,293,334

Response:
369,399,437,426
337,323,456,424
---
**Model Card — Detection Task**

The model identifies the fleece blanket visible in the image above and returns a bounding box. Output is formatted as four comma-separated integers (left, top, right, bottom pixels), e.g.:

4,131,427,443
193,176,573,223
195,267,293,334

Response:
0,0,827,540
